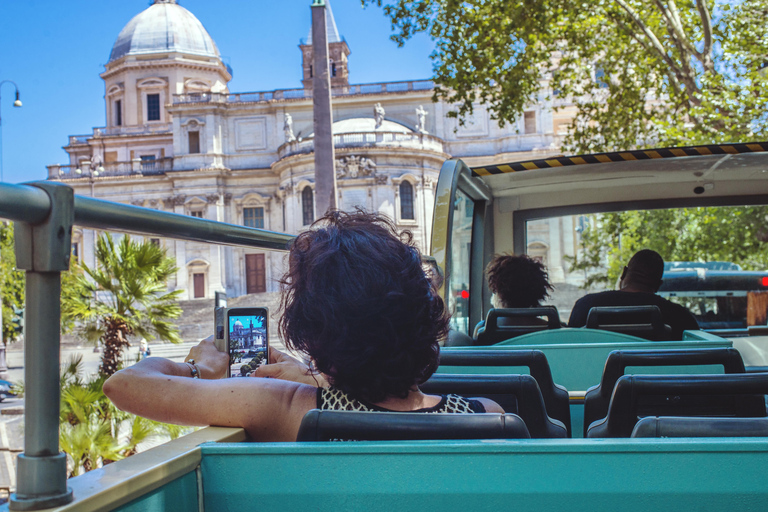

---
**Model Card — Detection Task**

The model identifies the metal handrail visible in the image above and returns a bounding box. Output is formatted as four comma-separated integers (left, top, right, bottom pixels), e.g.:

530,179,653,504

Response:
0,182,294,251
75,195,294,250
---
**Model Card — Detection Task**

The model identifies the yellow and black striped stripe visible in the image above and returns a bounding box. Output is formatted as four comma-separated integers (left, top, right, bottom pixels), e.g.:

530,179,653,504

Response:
471,142,768,177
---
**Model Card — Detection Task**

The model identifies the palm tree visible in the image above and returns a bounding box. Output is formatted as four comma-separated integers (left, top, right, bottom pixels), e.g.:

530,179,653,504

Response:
58,354,189,475
62,233,183,376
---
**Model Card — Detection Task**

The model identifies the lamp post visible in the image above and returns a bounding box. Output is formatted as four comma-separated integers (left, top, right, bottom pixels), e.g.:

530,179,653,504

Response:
0,80,23,183
75,162,101,196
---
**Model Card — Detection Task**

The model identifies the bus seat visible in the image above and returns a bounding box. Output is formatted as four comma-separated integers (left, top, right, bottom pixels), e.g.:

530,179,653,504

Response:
438,349,571,437
631,416,768,438
585,306,672,341
296,410,531,441
583,348,746,436
586,373,768,438
474,307,561,346
421,373,567,438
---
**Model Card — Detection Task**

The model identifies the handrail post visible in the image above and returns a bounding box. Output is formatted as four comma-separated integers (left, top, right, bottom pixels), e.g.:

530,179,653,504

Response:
10,182,74,510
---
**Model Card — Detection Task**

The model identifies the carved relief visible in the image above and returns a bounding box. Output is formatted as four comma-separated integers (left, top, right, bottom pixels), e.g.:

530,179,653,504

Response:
337,156,376,179
172,195,187,206
224,193,233,205
149,199,159,208
281,182,294,194
130,199,145,207
375,175,389,185
206,193,220,204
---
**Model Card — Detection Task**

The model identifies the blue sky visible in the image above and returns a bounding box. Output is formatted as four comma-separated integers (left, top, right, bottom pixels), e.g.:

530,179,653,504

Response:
0,0,434,184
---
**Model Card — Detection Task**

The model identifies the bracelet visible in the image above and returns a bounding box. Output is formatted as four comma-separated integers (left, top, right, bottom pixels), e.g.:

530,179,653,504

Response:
186,359,200,379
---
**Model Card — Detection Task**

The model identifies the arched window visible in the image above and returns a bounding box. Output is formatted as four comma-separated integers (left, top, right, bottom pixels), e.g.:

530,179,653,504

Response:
400,181,414,220
302,187,314,226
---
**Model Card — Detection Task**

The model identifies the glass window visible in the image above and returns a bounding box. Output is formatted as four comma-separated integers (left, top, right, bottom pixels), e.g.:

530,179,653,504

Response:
150,238,161,246
302,187,314,226
147,93,161,121
400,181,414,220
190,210,203,218
244,207,264,229
71,243,79,262
449,189,474,334
115,99,122,126
188,131,200,154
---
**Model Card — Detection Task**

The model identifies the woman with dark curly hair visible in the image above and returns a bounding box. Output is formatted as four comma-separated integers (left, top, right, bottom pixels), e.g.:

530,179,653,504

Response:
104,211,502,442
486,254,553,309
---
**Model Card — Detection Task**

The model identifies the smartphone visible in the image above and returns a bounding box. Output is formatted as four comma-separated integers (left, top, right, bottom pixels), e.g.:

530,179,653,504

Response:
226,307,269,378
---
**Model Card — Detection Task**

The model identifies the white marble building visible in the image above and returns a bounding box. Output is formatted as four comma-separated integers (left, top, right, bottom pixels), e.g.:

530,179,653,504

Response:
49,0,579,300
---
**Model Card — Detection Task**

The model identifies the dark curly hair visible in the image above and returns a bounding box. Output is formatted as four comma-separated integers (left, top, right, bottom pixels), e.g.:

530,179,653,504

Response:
279,210,450,403
486,254,553,308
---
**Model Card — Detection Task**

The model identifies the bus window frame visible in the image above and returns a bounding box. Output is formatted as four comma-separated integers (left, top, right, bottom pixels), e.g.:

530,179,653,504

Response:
432,159,492,334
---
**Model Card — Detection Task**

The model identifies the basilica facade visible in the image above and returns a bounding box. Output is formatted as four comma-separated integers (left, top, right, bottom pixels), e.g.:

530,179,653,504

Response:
49,0,579,301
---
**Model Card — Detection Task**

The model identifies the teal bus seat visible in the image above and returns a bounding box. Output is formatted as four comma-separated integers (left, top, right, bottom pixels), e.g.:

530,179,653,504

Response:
583,348,746,436
439,329,733,391
474,307,561,345
632,416,768,438
585,305,672,341
587,373,768,438
438,349,571,436
296,410,530,441
421,374,567,438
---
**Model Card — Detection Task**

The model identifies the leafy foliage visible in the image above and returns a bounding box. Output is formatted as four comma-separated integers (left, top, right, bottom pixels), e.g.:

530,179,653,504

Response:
0,223,25,345
61,233,183,375
363,0,768,151
59,354,189,476
567,206,768,288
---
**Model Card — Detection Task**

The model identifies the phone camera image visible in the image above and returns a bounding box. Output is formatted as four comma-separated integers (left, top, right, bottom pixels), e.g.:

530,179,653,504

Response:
228,313,267,377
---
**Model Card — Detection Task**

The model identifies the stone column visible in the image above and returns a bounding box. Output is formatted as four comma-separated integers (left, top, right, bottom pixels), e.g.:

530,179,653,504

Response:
311,0,337,215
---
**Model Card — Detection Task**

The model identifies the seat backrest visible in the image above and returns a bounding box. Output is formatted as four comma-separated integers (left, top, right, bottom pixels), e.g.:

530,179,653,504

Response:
585,306,671,341
475,307,561,346
420,373,567,438
438,349,571,436
296,410,531,441
586,373,768,438
631,416,768,438
583,348,746,436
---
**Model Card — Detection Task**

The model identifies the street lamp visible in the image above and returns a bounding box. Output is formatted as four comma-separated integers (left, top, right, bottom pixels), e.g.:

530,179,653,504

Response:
75,164,99,196
0,80,22,183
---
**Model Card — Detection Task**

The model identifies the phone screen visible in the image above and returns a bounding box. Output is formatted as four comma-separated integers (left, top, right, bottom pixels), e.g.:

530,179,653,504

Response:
227,308,269,378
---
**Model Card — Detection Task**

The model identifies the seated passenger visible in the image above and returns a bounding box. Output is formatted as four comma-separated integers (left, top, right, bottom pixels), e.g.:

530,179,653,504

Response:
486,253,554,313
567,249,699,339
104,211,502,442
471,254,557,339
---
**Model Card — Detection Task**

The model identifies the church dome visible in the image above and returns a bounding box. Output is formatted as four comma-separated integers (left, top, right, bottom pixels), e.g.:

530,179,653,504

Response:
109,0,220,63
309,118,413,137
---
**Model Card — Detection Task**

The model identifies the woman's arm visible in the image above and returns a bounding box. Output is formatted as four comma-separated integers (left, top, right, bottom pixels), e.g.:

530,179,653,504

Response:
102,339,316,442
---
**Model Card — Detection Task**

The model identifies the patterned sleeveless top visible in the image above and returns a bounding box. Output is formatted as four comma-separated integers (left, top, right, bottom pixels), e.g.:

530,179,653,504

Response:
317,387,486,413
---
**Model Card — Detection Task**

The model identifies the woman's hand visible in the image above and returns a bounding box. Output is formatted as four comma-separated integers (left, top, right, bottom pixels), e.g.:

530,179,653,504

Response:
185,338,229,379
251,348,329,387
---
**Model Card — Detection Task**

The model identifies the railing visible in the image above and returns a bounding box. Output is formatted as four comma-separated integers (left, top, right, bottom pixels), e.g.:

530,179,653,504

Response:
278,131,445,159
172,80,435,105
0,181,294,510
66,124,173,145
48,158,174,179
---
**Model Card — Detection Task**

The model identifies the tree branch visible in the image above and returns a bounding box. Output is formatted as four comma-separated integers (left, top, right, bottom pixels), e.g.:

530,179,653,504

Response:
613,0,683,77
694,0,714,71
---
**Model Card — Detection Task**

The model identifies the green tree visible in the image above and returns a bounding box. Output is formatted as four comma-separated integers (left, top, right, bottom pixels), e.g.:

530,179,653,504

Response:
364,0,768,151
0,222,25,345
58,355,188,476
568,206,768,288
61,233,183,376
